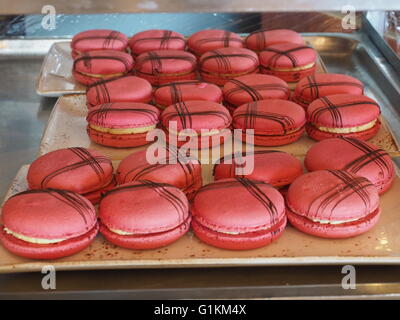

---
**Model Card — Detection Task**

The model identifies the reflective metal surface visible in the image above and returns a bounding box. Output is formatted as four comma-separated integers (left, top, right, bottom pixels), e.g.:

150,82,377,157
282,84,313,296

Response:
0,0,400,14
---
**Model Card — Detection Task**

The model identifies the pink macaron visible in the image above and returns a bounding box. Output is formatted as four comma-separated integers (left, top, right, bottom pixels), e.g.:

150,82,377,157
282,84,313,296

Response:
86,102,160,148
73,50,134,85
27,147,114,204
154,80,223,109
99,181,190,250
192,178,287,250
116,147,202,199
222,74,290,112
214,150,303,191
188,29,244,57
71,29,129,59
293,73,364,108
0,189,98,259
259,43,317,83
86,75,152,109
135,50,197,86
306,94,381,141
161,100,232,149
199,47,259,86
129,29,185,56
232,99,306,146
305,137,394,194
245,29,304,52
286,170,381,238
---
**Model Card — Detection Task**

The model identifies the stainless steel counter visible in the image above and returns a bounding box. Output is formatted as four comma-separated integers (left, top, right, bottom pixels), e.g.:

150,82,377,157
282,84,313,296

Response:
1,19,400,299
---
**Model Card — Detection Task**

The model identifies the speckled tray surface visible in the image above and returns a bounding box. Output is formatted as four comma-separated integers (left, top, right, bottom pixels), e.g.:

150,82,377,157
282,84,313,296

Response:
39,94,400,160
1,163,400,273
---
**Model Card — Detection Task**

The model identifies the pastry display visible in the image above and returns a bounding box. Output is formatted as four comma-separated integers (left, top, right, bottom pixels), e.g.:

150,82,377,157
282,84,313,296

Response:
116,147,202,199
161,100,232,149
154,80,223,109
72,50,134,85
199,47,259,86
286,170,381,238
306,94,381,141
70,29,129,59
232,99,306,146
305,137,394,194
99,181,190,249
135,50,197,86
214,150,303,192
86,102,160,148
222,74,290,112
245,29,304,52
27,147,114,204
0,189,98,259
129,29,186,56
259,43,317,83
187,29,243,57
191,178,287,250
293,73,364,108
86,76,153,109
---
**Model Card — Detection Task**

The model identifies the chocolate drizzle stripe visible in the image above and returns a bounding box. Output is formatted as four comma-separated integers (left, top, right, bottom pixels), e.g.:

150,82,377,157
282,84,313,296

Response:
163,108,231,128
199,50,258,74
40,147,110,188
137,53,197,75
300,79,364,99
225,79,289,101
130,35,185,47
72,34,127,47
13,189,93,224
309,98,380,127
73,55,132,72
262,46,313,68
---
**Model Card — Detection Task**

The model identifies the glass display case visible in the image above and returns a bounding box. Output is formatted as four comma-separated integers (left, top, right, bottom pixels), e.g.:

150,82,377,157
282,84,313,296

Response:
0,1,400,299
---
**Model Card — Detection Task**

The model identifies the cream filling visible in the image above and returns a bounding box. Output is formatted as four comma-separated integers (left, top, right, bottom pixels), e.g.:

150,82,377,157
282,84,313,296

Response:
90,124,156,134
309,217,360,225
268,62,315,72
79,71,125,78
4,227,67,244
316,119,377,134
109,228,135,235
168,128,221,137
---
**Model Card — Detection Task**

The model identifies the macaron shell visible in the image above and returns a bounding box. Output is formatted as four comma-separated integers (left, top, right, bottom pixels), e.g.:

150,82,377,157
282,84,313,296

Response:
259,43,317,69
161,100,231,132
192,178,285,233
246,29,304,52
99,217,190,250
201,68,258,86
188,29,243,56
304,137,394,194
223,74,290,108
306,118,381,142
116,149,202,192
136,71,197,87
245,127,305,146
99,181,189,234
129,29,185,55
86,76,153,108
214,150,304,187
0,223,98,260
71,29,128,53
27,148,113,194
232,99,306,134
73,50,134,75
154,81,223,107
307,94,381,128
87,127,153,148
166,129,233,150
2,190,97,239
287,206,380,239
260,63,317,83
192,215,286,250
136,50,197,75
73,70,122,86
86,102,160,129
294,74,364,105
286,170,380,221
200,48,259,75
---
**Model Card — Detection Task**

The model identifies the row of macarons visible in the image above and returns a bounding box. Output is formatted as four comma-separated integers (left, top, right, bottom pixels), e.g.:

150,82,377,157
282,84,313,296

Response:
71,29,317,87
0,135,393,259
85,93,382,150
